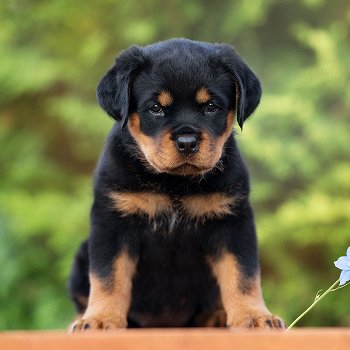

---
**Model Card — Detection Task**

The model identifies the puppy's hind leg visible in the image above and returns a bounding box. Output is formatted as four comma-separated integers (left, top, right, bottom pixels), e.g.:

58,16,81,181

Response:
68,240,90,316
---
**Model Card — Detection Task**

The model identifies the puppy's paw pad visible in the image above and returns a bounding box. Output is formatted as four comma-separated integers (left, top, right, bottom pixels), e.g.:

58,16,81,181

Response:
70,317,126,333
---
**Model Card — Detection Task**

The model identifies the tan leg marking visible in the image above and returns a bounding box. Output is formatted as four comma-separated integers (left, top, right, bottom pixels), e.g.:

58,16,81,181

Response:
196,87,211,104
109,191,172,219
181,193,240,222
209,252,285,329
157,91,173,107
71,252,137,332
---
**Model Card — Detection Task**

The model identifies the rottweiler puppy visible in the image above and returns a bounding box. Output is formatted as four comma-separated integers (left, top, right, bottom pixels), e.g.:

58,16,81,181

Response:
69,38,285,330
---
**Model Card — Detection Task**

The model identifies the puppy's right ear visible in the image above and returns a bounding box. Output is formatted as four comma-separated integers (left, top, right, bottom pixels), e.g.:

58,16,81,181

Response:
96,45,147,129
216,44,262,130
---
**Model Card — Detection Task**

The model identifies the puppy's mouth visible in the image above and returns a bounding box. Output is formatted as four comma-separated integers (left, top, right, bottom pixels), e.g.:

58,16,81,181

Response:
145,146,220,176
162,163,212,176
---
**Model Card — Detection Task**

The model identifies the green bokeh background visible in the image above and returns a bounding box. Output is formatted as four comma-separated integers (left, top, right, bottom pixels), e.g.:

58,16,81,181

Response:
0,0,349,330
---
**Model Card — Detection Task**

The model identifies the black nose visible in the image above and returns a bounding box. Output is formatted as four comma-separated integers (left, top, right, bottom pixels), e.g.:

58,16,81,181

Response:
175,134,199,155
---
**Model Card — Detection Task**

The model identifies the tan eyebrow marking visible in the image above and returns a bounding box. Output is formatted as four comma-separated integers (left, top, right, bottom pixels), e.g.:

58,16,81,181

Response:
157,91,173,107
195,87,211,104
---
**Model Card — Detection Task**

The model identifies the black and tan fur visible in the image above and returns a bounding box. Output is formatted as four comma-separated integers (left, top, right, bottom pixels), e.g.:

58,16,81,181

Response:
68,38,285,331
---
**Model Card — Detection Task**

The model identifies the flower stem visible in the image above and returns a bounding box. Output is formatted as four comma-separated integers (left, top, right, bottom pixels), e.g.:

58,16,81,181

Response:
330,281,349,292
287,278,340,330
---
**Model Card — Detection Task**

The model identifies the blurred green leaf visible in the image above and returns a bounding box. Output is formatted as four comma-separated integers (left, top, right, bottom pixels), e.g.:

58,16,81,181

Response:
0,0,349,330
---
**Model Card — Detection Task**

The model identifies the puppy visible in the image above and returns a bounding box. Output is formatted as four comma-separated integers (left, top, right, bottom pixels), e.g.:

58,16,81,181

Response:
69,38,285,330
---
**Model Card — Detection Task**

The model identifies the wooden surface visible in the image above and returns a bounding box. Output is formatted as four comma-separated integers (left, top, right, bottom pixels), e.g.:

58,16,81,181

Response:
1,328,349,350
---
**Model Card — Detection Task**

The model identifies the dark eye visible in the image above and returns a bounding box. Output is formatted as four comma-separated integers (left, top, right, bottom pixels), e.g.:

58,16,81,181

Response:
204,102,219,114
149,104,164,116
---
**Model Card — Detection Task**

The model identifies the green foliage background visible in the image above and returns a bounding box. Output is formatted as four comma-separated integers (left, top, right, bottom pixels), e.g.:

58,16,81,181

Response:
0,0,349,329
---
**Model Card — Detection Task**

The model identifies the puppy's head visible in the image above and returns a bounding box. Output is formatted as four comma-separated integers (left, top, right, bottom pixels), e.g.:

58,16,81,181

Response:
97,39,261,176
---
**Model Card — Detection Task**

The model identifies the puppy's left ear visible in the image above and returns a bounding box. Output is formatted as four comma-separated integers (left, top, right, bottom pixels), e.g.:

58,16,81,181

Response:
217,45,262,129
96,45,147,129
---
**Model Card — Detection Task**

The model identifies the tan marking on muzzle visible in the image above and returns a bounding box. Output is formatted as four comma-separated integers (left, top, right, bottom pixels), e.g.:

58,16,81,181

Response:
127,112,235,177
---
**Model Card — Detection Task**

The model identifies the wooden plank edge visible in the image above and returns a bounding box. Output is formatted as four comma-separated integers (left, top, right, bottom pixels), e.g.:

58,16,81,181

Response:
0,328,349,350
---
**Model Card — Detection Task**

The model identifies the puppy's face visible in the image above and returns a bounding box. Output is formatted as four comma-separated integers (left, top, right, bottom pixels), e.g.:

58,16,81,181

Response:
97,39,261,176
128,62,235,176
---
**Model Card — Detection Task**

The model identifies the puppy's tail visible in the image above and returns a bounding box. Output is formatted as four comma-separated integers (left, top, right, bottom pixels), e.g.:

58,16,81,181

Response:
68,239,90,314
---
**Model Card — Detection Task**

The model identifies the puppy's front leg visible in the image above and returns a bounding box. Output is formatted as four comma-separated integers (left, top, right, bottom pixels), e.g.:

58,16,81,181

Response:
71,199,139,332
209,252,284,329
72,252,136,331
206,200,285,329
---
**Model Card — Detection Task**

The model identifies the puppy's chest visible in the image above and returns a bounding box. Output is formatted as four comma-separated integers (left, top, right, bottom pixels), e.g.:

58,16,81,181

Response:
108,190,239,232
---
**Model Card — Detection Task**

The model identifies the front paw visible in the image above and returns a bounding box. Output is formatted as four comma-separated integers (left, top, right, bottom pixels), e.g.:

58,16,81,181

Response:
229,312,286,329
70,315,127,332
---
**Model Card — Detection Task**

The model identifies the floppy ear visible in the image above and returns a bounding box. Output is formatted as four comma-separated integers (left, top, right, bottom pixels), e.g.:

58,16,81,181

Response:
96,45,146,129
217,45,262,129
